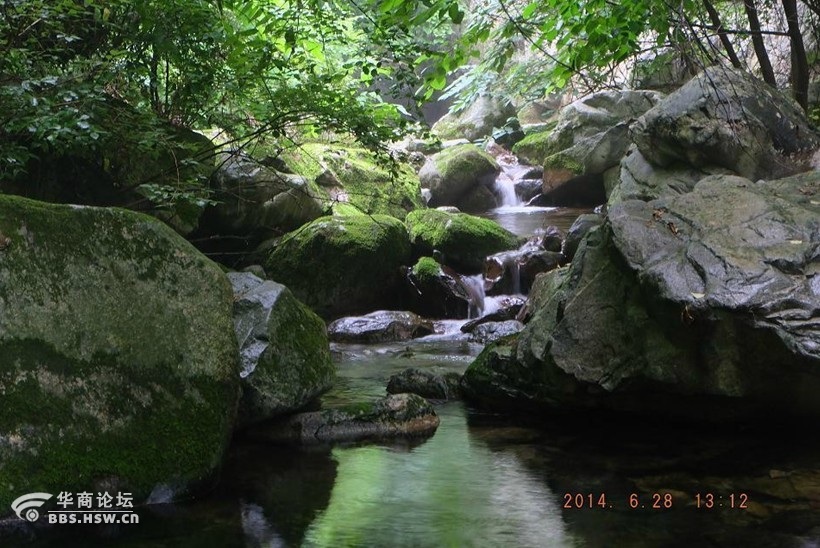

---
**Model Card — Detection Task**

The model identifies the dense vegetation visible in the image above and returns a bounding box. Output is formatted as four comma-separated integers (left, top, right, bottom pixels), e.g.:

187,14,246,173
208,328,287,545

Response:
2,0,818,211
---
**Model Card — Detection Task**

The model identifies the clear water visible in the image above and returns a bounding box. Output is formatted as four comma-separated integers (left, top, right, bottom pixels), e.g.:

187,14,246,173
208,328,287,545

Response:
7,208,820,547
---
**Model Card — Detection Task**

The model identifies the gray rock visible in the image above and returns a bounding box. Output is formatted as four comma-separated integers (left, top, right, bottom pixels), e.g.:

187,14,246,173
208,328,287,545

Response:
229,273,334,427
632,67,820,180
386,368,462,400
464,171,820,421
251,394,440,444
204,153,324,243
562,213,604,262
514,178,544,202
327,311,434,343
468,320,525,344
535,90,664,205
610,146,731,205
432,95,517,141
0,196,239,509
402,258,481,319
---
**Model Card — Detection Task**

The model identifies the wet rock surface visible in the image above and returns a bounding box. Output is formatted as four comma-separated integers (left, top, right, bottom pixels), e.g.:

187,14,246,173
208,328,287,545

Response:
327,311,435,343
632,67,819,180
464,171,820,420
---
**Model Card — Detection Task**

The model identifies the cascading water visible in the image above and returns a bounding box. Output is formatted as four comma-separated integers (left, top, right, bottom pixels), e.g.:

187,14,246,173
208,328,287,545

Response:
460,274,486,319
491,150,533,208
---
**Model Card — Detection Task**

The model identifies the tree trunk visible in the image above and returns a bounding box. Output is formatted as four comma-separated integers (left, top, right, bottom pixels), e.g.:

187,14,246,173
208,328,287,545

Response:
782,0,809,110
703,0,743,68
744,0,777,86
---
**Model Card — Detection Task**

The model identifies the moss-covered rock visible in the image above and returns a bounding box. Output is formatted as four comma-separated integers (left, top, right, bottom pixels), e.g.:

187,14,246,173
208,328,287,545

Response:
418,144,499,211
401,257,477,319
512,129,555,166
280,143,424,219
228,273,334,427
0,195,239,511
405,209,522,273
264,215,411,319
250,394,440,444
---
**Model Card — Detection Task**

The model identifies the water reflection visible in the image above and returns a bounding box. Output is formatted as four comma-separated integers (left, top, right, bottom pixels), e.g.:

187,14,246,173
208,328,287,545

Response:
302,405,574,547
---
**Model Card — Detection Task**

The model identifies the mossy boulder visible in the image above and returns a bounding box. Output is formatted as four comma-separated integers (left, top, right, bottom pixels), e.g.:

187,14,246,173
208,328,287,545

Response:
419,144,500,211
264,215,411,319
0,195,240,511
279,143,424,219
405,209,522,273
512,129,554,166
401,257,480,319
229,273,334,427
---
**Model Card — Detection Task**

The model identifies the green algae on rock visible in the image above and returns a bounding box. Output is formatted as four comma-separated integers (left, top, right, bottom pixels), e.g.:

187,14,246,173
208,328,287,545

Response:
264,215,411,319
405,209,522,273
280,143,424,219
0,195,239,511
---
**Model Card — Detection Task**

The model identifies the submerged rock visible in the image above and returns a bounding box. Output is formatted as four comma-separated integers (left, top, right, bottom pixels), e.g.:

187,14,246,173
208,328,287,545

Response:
264,215,411,319
252,394,440,444
229,272,334,427
386,368,462,400
405,209,522,274
0,196,239,510
327,311,434,343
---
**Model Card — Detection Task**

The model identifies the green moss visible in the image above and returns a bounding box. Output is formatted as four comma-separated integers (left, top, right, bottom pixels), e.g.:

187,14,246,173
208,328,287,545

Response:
512,129,556,165
264,215,411,318
280,143,424,219
411,256,442,284
432,144,498,180
405,209,523,273
544,151,585,175
238,283,335,425
0,195,239,508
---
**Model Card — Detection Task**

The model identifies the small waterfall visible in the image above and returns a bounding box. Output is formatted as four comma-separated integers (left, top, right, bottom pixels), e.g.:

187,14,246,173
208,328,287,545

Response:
494,171,520,207
460,274,486,319
490,148,532,208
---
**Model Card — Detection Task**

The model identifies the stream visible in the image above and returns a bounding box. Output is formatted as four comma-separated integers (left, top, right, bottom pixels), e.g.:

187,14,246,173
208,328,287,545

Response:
9,167,820,547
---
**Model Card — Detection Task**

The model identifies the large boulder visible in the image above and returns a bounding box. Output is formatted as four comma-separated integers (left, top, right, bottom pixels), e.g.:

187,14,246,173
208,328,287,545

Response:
0,196,239,510
432,95,516,141
264,215,411,319
327,311,434,343
519,91,662,207
280,143,424,219
405,209,522,273
229,273,334,427
197,154,325,255
251,394,440,444
609,146,731,205
631,67,820,180
464,172,820,421
419,144,500,211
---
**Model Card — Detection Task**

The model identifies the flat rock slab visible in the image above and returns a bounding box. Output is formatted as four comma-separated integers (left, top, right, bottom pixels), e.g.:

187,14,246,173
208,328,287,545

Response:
386,368,463,400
